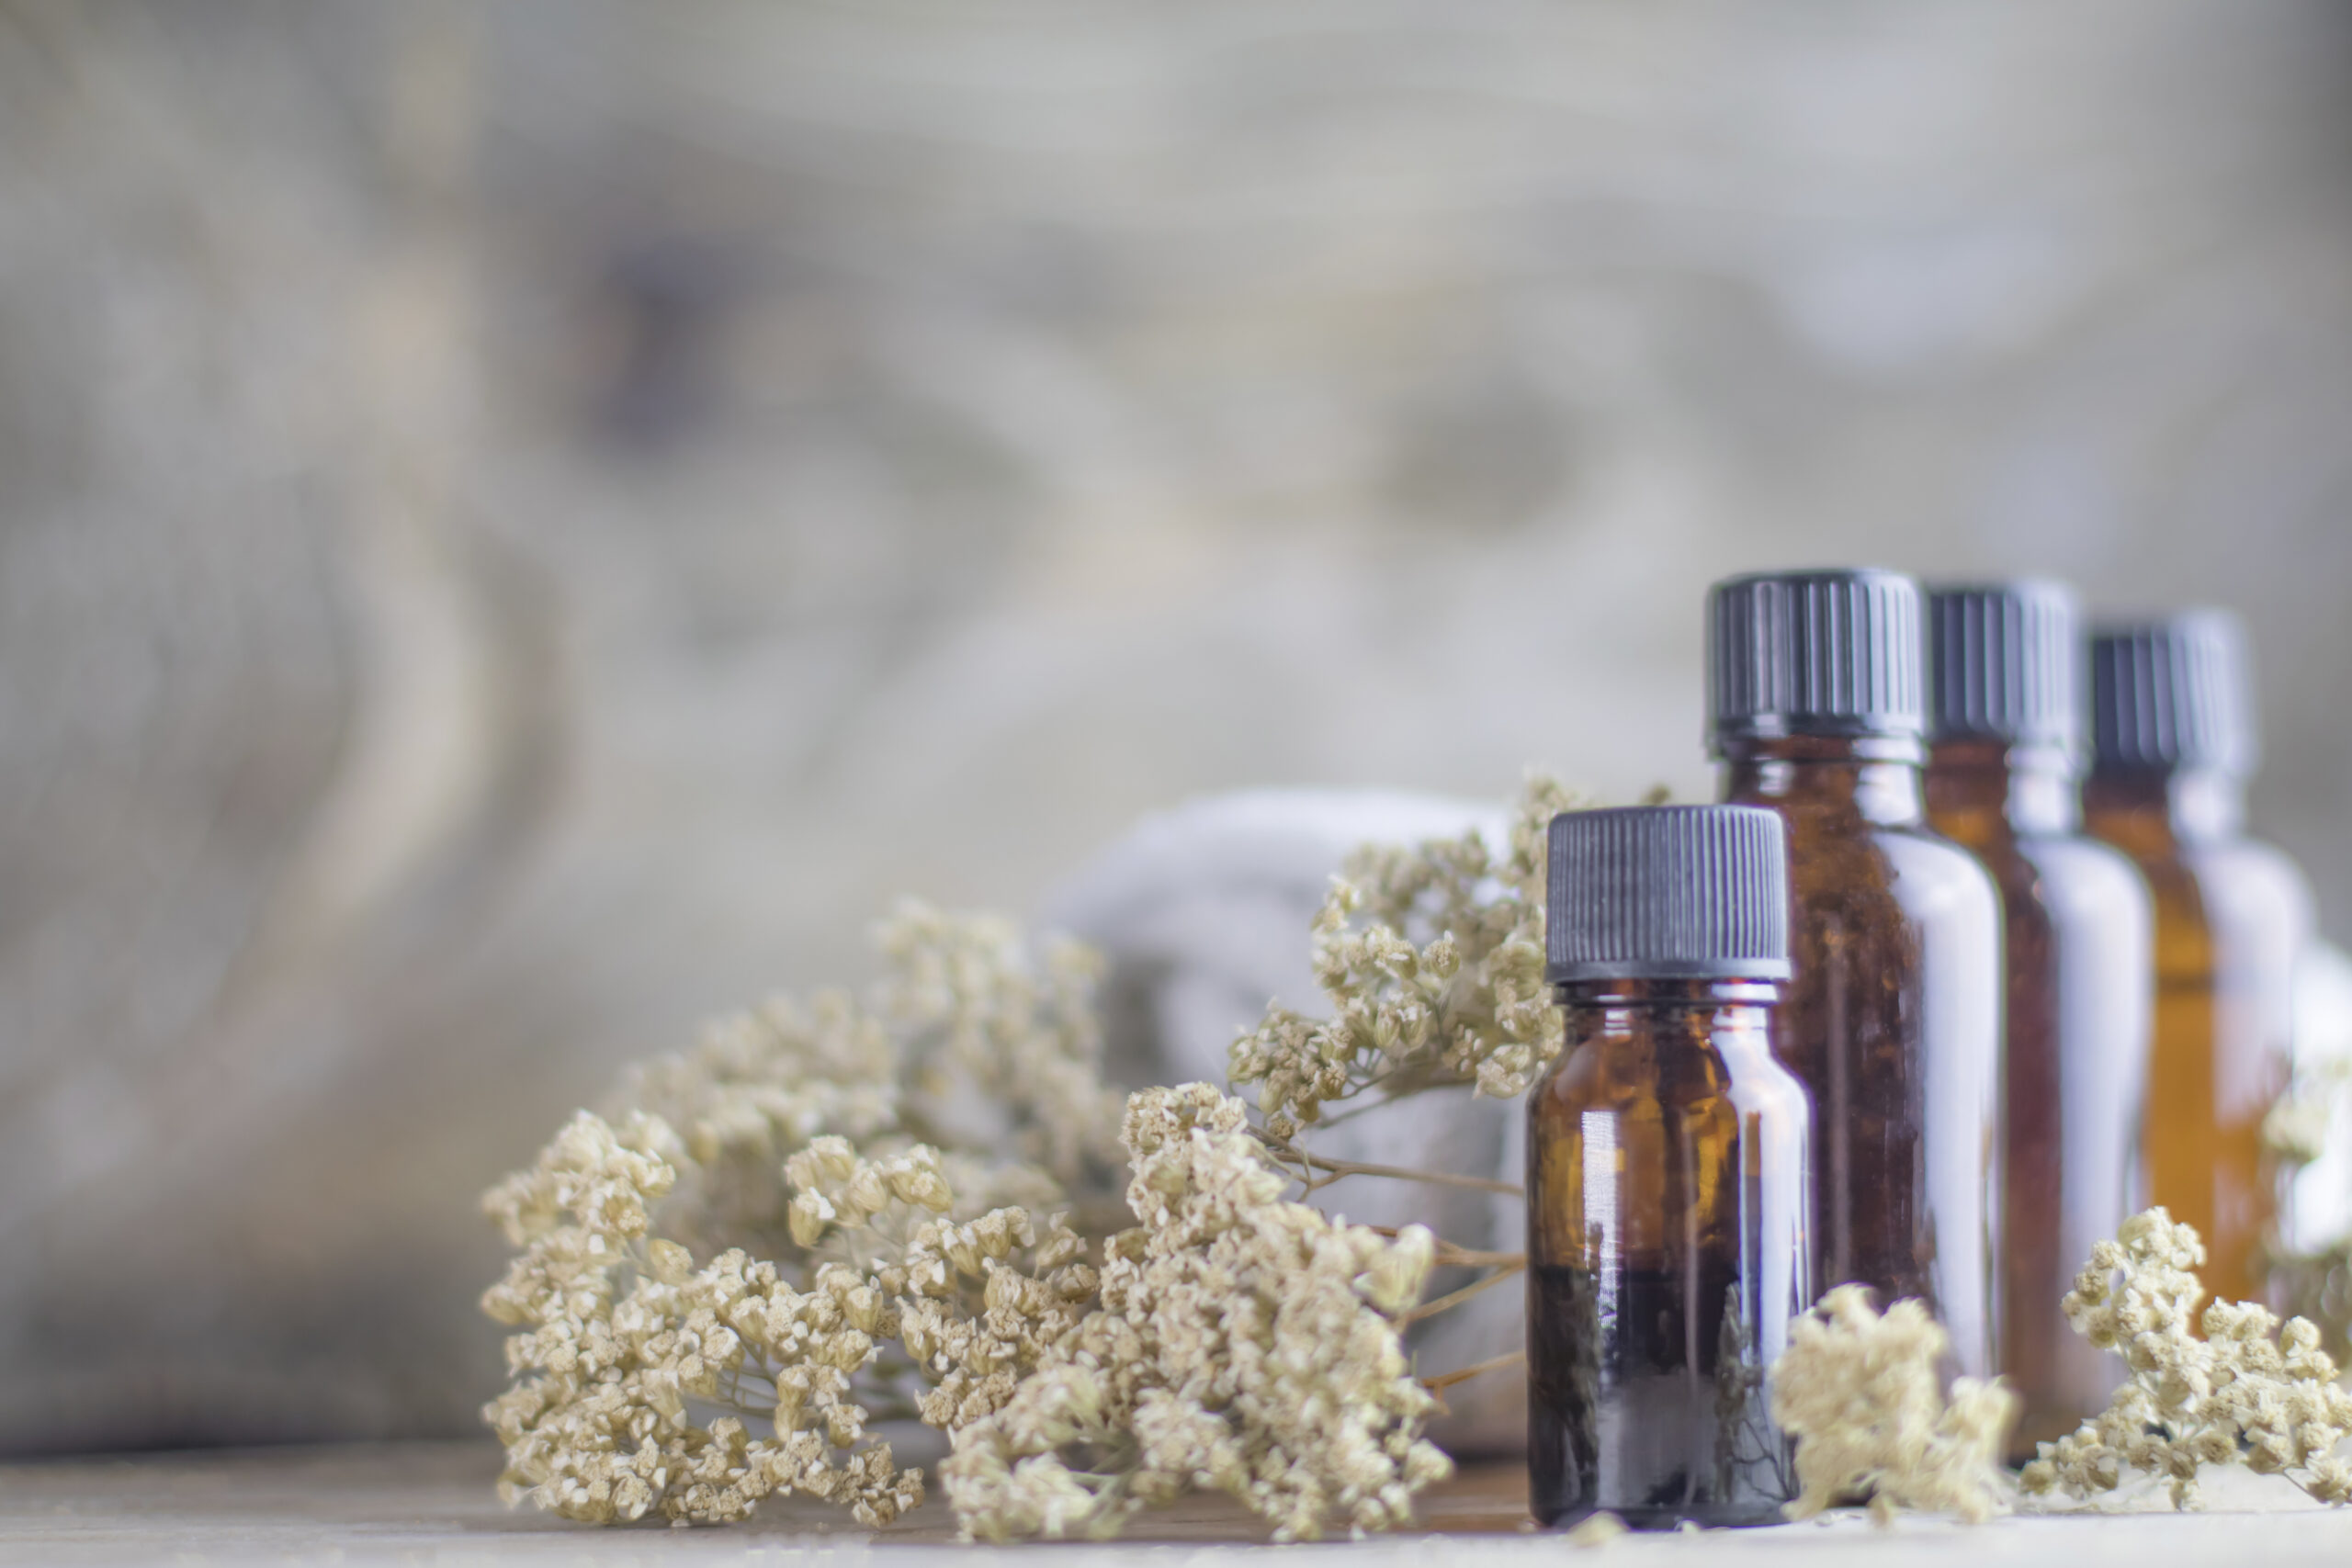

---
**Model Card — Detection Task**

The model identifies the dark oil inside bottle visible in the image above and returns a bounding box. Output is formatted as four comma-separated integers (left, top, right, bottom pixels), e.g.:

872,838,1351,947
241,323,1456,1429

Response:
1527,1261,1788,1529
1720,735,2001,1376
1928,738,2150,1454
1524,978,1808,1530
2086,766,2310,1306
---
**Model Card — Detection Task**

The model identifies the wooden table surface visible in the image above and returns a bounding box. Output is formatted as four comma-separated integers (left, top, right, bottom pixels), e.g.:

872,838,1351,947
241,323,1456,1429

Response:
4,1442,2352,1564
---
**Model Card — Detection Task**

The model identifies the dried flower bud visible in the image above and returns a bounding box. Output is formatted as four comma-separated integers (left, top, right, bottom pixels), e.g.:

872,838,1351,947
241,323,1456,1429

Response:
1358,1225,1433,1315
787,1191,832,1249
888,1164,952,1213
844,1166,889,1217
646,1239,694,1286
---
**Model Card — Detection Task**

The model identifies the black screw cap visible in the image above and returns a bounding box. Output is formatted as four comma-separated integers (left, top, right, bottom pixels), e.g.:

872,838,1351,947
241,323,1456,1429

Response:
2089,610,2256,776
1545,805,1792,985
1708,569,1926,751
1927,580,2081,751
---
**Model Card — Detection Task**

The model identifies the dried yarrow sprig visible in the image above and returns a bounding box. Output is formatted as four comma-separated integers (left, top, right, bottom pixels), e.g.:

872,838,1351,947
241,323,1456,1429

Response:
1770,1285,2018,1524
2021,1207,2352,1511
2262,1057,2352,1363
480,902,1124,1528
481,904,1456,1539
941,1084,1451,1542
1228,774,1583,1142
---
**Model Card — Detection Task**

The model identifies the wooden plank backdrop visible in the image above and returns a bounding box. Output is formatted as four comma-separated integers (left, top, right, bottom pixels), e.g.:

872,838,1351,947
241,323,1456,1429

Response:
0,0,2349,1458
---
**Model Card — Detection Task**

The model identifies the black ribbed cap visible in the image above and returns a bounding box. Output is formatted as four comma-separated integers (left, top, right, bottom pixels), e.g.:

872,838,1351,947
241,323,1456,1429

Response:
1926,580,2081,750
1545,805,1792,985
1707,569,1926,752
2089,611,2256,776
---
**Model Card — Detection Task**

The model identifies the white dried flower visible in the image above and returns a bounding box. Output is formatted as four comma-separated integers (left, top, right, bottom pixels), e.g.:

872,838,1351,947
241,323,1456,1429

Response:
1229,774,1580,1137
941,1085,1453,1543
1770,1284,2018,1524
2021,1207,2352,1511
479,1111,926,1527
481,904,1123,1529
487,819,1544,1539
876,902,1126,1189
2264,1057,2352,1360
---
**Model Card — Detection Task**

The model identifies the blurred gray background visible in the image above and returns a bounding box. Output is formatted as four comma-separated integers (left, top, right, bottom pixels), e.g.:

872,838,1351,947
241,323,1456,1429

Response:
4,0,2351,1451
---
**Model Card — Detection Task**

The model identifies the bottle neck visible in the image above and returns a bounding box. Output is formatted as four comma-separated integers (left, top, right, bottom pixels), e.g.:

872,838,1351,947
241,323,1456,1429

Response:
1924,738,2079,839
1715,733,1926,827
1555,976,1781,1070
2083,764,2246,851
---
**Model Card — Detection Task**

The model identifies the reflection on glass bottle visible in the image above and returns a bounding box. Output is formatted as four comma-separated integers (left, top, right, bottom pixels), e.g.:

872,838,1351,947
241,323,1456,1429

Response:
2084,613,2312,1308
1527,806,1811,1530
1708,570,2004,1377
1923,581,2153,1456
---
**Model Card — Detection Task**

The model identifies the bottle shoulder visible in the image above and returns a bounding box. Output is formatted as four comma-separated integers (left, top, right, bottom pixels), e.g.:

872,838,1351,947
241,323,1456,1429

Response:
1529,1021,1802,1118
2179,833,2313,900
2179,834,2315,946
1873,822,2004,921
2009,832,2156,920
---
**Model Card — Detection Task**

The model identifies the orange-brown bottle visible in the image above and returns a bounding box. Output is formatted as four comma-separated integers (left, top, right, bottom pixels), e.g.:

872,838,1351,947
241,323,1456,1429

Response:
1528,805,1811,1530
1924,581,2153,1453
2084,613,2312,1307
1707,569,2003,1377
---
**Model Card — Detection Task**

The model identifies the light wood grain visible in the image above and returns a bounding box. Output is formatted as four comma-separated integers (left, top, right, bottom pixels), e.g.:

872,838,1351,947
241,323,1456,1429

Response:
5,1444,2352,1565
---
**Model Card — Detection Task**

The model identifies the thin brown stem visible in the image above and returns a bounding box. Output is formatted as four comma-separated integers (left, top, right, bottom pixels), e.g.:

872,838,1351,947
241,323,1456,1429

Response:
1253,1131,1523,1197
1363,1226,1525,1269
1399,1260,1525,1325
1304,1093,1400,1131
1421,1348,1526,1395
1307,1075,1480,1132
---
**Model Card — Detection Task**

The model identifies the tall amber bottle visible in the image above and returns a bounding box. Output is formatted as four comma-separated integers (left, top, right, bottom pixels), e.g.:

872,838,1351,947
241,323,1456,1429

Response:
1527,805,1811,1530
1923,581,2153,1452
2084,613,2312,1307
1707,569,2003,1376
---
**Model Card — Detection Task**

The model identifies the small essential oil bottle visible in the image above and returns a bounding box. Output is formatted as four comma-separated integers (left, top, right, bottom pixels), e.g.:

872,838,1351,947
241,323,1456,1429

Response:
1923,581,2154,1454
1527,804,1812,1531
2083,612,2312,1307
1707,569,2004,1377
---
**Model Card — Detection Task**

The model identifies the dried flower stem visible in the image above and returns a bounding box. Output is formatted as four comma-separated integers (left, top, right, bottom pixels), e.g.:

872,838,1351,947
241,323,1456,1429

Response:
1422,1348,1526,1396
1363,1227,1523,1269
1399,1260,1524,1325
1253,1130,1523,1196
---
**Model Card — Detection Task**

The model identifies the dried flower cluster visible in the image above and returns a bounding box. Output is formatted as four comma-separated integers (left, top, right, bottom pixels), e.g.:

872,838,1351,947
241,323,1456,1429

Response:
481,902,1452,1540
2263,1059,2352,1362
2021,1207,2352,1510
480,903,1120,1528
1770,1285,2018,1524
1229,774,1582,1139
943,1085,1451,1541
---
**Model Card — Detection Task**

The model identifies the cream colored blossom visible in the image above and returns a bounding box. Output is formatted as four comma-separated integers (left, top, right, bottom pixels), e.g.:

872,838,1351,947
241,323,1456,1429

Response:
877,901,1126,1189
1229,774,1579,1137
2263,1057,2352,1360
1770,1284,2017,1524
942,1085,1452,1543
479,1111,925,1527
487,840,1519,1540
2021,1207,2352,1510
481,904,1121,1529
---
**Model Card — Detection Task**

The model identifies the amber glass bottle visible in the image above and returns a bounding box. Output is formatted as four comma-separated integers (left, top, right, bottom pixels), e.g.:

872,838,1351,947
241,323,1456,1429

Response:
1706,569,2003,1377
1527,805,1811,1531
2084,613,2312,1308
1923,581,2153,1453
